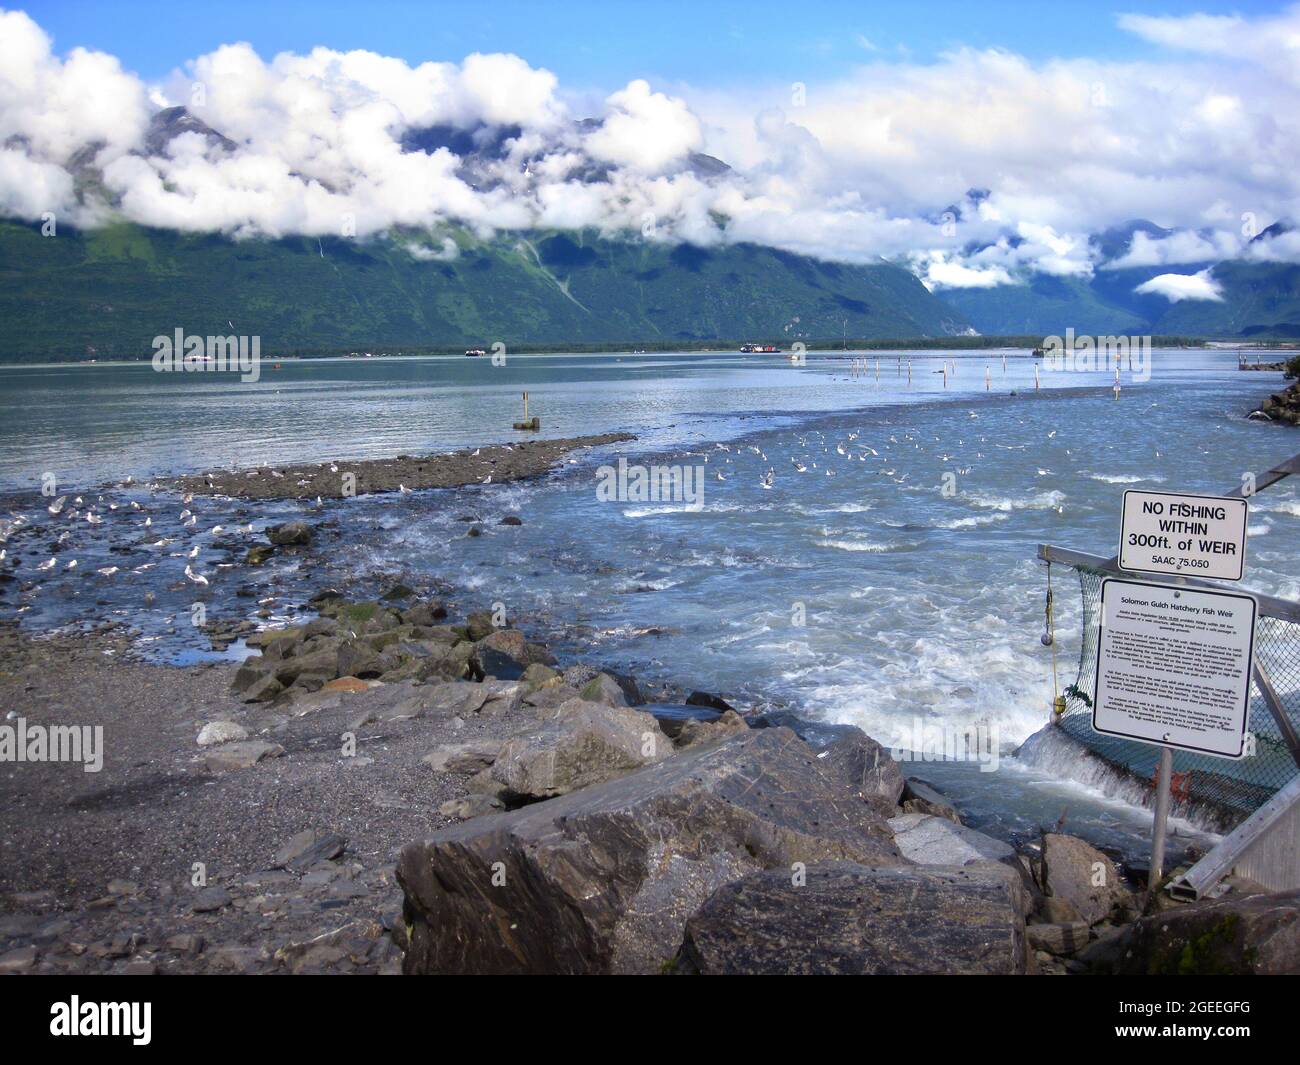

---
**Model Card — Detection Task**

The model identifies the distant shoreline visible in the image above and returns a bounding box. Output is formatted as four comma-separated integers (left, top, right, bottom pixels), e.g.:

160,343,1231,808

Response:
0,335,1234,368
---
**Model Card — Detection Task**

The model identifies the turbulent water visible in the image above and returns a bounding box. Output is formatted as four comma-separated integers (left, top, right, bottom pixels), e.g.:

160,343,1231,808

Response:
2,349,1296,859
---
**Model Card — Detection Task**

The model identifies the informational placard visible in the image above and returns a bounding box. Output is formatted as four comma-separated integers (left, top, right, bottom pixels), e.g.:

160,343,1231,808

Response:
1119,490,1248,581
1092,578,1255,759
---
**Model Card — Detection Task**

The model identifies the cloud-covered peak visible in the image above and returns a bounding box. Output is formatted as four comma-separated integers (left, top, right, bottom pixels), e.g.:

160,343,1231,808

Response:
1,4,1299,282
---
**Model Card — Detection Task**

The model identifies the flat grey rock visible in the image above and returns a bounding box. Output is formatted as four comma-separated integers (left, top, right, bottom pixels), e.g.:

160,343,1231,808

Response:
887,812,1016,866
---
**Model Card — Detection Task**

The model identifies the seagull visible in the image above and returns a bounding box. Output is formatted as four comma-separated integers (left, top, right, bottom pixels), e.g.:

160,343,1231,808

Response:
182,492,193,504
329,463,339,473
792,461,807,473
47,495,67,516
64,559,77,570
761,469,774,490
184,565,208,586
482,475,492,485
144,517,152,527
398,484,412,494
188,545,200,559
96,566,119,577
36,557,56,571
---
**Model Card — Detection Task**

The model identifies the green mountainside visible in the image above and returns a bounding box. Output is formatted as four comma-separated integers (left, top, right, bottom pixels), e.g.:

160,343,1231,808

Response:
0,221,967,360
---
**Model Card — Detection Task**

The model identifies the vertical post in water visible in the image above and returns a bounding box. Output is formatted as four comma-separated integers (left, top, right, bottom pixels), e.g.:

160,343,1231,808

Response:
523,391,529,422
1149,746,1173,896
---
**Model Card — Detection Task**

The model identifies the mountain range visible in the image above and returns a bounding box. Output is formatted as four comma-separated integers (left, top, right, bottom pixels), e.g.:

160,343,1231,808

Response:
1,107,1298,360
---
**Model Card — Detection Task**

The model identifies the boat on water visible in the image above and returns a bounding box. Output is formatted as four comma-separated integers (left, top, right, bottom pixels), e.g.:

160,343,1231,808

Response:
1031,347,1046,358
740,343,782,354
464,348,486,357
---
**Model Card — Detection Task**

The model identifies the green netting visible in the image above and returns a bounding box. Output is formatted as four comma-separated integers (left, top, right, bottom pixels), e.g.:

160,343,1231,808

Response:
1053,562,1300,831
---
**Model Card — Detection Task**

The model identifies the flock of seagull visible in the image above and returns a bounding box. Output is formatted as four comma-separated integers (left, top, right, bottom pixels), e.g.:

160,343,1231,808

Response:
0,408,1108,625
0,476,266,611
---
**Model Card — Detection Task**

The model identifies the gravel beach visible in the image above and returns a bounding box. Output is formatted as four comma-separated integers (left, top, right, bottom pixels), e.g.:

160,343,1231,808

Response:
169,432,636,500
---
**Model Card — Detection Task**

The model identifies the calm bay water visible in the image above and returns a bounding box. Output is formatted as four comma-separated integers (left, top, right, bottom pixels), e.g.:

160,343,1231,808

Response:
2,349,1297,857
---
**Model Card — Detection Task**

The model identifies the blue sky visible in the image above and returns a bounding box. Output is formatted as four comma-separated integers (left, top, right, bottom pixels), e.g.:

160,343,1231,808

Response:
19,0,1290,89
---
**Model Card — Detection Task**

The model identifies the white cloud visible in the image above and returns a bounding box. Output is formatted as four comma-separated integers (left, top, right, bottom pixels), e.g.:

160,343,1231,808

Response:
915,250,1012,289
0,2,1298,283
1107,229,1241,268
1134,269,1224,302
583,80,703,173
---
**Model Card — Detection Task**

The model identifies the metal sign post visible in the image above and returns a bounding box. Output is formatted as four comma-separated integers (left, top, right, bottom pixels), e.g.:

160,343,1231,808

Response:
1149,747,1174,886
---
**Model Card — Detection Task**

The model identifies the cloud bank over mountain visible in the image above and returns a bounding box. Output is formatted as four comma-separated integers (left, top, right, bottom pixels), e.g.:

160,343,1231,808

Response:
2,4,1299,293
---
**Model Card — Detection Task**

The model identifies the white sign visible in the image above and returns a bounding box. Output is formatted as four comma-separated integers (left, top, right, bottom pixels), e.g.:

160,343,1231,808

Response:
1119,490,1248,581
1093,578,1256,759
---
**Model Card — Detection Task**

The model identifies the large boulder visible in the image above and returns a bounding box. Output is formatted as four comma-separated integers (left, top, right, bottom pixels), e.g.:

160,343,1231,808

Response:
335,641,386,680
267,521,313,546
816,728,905,816
397,727,903,974
675,709,750,750
402,600,448,627
675,861,1029,975
900,778,962,823
422,740,502,774
1040,833,1135,926
273,648,340,686
888,812,1016,867
1104,889,1300,975
415,679,523,719
472,629,530,681
464,611,497,641
488,699,669,799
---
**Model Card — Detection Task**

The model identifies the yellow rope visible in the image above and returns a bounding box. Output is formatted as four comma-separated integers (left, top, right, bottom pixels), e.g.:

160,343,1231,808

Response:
1046,562,1066,721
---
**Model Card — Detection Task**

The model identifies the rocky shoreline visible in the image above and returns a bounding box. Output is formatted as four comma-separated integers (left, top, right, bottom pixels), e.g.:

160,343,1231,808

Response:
3,584,1297,975
1251,379,1300,426
168,432,636,500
